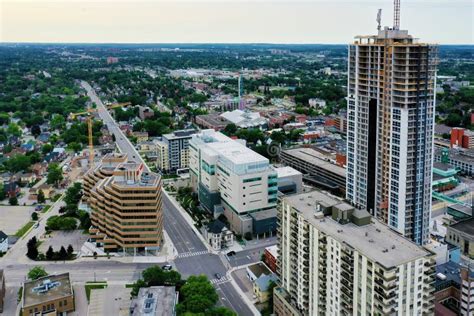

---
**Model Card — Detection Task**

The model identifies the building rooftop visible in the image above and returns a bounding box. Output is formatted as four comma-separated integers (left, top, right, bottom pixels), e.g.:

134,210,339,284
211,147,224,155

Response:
265,245,278,258
130,286,177,316
196,113,231,128
275,166,302,178
283,147,345,177
163,129,196,140
254,274,278,292
23,273,73,308
449,218,474,236
247,262,272,279
284,191,432,268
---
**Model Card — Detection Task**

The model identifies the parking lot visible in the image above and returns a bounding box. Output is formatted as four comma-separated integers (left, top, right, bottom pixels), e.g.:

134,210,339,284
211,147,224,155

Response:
0,205,35,235
38,230,89,254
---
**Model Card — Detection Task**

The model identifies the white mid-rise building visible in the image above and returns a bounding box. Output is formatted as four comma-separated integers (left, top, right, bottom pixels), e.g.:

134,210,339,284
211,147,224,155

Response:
189,129,278,235
275,190,436,316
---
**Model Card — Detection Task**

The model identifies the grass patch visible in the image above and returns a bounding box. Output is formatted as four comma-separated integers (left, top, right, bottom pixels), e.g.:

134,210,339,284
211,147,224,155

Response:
41,205,51,213
125,283,134,288
85,282,108,302
15,221,34,238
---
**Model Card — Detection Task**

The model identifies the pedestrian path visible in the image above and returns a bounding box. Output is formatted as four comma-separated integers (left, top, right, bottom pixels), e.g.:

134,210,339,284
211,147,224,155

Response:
176,250,209,259
210,275,231,285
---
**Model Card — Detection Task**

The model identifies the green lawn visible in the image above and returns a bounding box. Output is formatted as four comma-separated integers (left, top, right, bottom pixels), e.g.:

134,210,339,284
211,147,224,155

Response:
85,282,108,302
41,205,51,213
15,221,34,238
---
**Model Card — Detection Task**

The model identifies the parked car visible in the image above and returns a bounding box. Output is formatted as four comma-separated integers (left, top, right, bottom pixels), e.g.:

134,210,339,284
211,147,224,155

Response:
227,251,236,257
215,273,222,280
162,264,172,271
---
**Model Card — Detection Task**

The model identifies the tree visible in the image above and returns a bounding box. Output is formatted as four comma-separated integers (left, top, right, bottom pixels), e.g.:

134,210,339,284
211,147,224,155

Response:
31,212,38,221
27,266,48,280
46,246,54,260
5,154,31,172
9,196,18,206
7,123,21,137
223,123,237,136
47,163,63,187
177,275,218,314
58,246,67,260
46,216,77,231
26,237,39,260
67,244,74,257
31,125,41,137
50,114,66,130
41,143,53,155
37,190,45,203
67,142,82,153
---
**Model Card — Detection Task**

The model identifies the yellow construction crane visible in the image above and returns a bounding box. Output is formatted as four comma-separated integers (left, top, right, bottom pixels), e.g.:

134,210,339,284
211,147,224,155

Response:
69,102,131,167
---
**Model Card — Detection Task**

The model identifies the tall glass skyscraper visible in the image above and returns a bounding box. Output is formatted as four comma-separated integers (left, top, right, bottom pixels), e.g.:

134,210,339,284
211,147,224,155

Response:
346,23,438,244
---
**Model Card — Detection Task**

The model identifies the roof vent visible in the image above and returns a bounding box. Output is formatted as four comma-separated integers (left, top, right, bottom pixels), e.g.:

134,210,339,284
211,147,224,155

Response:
376,228,381,233
365,232,368,237
337,229,343,233
369,239,374,243
382,248,388,253
391,245,396,249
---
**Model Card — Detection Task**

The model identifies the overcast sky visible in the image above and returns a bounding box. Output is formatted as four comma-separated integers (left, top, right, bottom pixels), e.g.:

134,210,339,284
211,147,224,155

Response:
1,0,473,44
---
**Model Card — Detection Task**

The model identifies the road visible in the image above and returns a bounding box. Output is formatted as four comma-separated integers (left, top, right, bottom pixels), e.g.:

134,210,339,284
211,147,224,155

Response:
82,81,255,316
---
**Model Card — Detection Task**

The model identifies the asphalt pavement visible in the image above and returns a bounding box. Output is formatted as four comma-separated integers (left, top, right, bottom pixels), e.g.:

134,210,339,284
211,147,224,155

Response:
81,81,255,316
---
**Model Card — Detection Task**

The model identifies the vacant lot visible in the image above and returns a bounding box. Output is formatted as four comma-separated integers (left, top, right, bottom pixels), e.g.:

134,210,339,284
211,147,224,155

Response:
0,205,35,235
39,230,88,254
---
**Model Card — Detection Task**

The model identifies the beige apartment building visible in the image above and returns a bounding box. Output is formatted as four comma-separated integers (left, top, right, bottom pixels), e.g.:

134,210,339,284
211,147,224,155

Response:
275,190,436,315
87,156,163,255
82,153,128,202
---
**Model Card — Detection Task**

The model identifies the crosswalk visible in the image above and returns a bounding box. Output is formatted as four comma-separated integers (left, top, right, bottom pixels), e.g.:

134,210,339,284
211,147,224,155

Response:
176,250,209,259
210,275,231,285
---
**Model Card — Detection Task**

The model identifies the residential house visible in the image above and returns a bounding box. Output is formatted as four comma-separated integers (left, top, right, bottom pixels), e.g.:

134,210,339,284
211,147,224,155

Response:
133,132,149,143
253,274,278,303
203,220,234,251
31,163,47,178
29,184,55,200
0,231,8,253
20,173,37,186
4,182,20,198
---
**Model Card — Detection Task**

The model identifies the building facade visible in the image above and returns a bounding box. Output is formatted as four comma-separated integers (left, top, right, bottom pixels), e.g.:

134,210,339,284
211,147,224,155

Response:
446,218,474,259
88,159,163,255
189,130,278,235
161,129,195,173
276,190,436,315
346,26,438,245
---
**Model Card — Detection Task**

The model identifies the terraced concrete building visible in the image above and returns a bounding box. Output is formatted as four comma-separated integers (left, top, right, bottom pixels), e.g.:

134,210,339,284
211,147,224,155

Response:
88,158,163,255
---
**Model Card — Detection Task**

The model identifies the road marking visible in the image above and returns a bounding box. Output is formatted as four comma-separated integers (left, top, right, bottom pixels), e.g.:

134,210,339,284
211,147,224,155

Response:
176,250,209,258
210,276,231,285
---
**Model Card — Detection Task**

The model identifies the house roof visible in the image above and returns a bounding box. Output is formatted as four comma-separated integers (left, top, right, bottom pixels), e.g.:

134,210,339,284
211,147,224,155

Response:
254,274,278,292
207,220,226,234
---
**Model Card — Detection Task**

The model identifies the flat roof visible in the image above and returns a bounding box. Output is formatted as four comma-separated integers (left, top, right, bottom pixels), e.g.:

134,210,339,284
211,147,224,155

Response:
449,218,474,236
284,191,431,268
196,113,231,127
23,273,73,308
275,166,302,178
130,286,176,316
282,147,345,177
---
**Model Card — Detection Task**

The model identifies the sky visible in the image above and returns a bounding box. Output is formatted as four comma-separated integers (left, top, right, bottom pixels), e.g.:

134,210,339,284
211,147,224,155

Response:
1,0,473,44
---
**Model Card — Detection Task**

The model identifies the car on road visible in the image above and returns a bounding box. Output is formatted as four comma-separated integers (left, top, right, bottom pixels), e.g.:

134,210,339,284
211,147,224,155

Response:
227,251,236,257
162,264,172,271
34,223,39,228
215,273,222,280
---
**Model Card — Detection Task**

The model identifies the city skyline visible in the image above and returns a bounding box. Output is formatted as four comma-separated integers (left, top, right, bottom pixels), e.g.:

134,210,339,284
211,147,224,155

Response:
1,0,473,44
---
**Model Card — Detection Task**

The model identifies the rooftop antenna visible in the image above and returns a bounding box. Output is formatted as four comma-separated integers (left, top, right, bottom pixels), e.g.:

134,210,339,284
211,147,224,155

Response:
393,0,401,30
377,9,382,31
